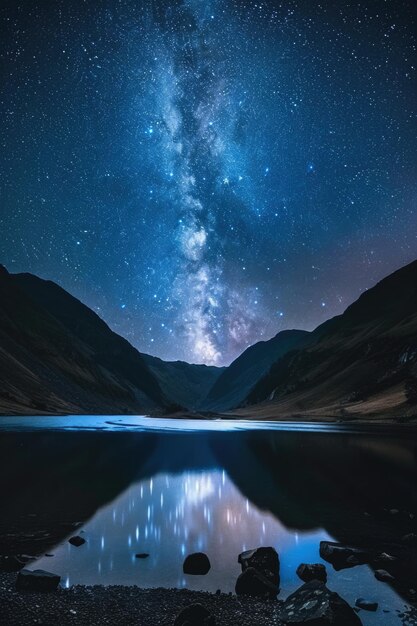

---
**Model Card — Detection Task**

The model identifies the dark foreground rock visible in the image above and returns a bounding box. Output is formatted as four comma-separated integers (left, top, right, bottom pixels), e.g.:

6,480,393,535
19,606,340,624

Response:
277,580,362,625
238,547,280,586
16,569,60,592
235,567,278,599
183,553,211,575
68,536,86,547
319,541,370,571
174,603,215,626
375,569,395,582
296,562,327,583
355,597,378,611
0,572,286,626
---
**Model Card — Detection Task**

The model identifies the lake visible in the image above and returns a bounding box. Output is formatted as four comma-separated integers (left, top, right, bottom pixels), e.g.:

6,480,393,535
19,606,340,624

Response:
0,416,416,625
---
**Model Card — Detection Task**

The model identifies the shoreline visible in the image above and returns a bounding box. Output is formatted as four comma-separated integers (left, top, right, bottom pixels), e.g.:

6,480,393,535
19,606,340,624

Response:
1,573,416,626
1,412,417,431
0,572,286,626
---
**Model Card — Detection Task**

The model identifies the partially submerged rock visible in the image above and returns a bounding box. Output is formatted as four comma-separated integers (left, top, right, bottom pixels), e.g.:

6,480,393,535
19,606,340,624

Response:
68,535,86,547
174,603,215,626
277,580,362,625
355,597,378,611
236,546,280,599
183,552,211,575
235,566,278,599
375,569,395,582
319,541,370,570
16,568,61,592
296,562,327,583
238,546,280,586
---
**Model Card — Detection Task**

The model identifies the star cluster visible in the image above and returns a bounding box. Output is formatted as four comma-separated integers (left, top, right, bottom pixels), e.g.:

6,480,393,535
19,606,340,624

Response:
1,0,416,364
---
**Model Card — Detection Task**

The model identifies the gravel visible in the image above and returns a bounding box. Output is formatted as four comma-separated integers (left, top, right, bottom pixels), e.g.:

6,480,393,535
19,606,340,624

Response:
0,572,284,625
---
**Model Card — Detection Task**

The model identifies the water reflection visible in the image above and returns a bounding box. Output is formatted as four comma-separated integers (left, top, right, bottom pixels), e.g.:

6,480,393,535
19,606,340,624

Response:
0,422,415,625
32,467,413,626
36,469,332,592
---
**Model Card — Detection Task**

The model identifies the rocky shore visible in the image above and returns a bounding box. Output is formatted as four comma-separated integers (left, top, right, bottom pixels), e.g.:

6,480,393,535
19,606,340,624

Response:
0,571,283,626
2,546,417,625
1,571,417,626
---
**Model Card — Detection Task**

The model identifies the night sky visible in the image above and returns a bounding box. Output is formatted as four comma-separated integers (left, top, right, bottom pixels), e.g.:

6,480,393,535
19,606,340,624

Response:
1,1,416,365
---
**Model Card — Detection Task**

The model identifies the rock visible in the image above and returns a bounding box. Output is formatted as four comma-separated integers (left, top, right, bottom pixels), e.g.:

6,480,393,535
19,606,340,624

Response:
68,535,86,547
319,541,370,570
355,598,378,611
277,580,362,625
401,533,417,546
296,562,327,583
173,603,215,626
183,552,211,575
16,569,61,592
238,546,280,585
0,554,35,572
375,569,395,582
135,553,149,559
374,552,396,564
235,566,278,599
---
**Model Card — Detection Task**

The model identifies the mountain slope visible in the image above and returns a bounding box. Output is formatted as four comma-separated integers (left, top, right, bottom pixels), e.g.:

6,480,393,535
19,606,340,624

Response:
201,329,311,411
239,260,417,420
142,354,224,410
0,266,169,415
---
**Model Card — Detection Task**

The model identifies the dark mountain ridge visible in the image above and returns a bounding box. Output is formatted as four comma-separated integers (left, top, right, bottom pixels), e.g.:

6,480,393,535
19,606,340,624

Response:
0,265,170,414
201,329,311,411
1,260,416,419
239,260,417,420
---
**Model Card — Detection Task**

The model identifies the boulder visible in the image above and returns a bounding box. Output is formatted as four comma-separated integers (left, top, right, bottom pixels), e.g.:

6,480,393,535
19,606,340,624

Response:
355,598,378,611
401,533,417,546
296,562,327,583
374,552,396,564
174,603,215,626
183,552,211,575
277,580,362,625
16,569,61,592
68,535,86,547
235,566,278,599
319,541,370,570
238,546,280,585
375,569,395,582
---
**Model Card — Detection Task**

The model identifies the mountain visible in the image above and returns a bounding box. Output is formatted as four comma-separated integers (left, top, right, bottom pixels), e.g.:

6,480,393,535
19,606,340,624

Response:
1,259,417,420
201,329,310,411
236,260,417,421
0,266,170,415
142,354,225,410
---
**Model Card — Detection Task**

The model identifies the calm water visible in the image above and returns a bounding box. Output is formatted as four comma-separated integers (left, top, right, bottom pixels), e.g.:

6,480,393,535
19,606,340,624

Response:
0,416,416,625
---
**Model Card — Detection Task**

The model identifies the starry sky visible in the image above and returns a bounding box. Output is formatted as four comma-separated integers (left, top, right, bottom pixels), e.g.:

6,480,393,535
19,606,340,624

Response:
1,0,416,366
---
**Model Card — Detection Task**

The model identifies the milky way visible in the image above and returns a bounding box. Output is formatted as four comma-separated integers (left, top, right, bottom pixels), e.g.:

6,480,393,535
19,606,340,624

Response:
1,1,416,364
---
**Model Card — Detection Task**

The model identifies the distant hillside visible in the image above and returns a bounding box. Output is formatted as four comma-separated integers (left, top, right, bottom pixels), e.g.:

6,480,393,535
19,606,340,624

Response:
201,329,310,411
142,354,224,410
0,266,169,415
238,260,417,421
1,259,417,421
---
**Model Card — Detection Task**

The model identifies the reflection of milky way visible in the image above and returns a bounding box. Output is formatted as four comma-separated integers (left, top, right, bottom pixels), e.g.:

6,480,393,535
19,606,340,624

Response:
35,470,321,591
1,1,416,364
32,470,410,622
